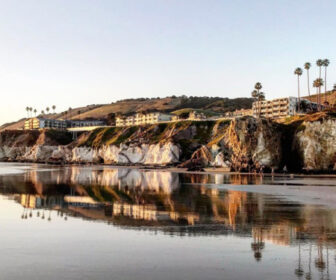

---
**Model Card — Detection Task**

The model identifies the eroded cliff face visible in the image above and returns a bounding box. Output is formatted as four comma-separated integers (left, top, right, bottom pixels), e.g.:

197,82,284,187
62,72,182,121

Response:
0,114,335,172
294,118,336,170
180,117,282,171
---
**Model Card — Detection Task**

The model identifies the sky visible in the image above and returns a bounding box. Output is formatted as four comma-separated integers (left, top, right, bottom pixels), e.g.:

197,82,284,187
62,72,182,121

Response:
0,0,335,124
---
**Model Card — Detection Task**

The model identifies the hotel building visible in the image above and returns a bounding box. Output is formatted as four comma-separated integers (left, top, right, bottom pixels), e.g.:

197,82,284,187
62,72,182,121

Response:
24,117,105,130
252,97,298,119
116,112,172,127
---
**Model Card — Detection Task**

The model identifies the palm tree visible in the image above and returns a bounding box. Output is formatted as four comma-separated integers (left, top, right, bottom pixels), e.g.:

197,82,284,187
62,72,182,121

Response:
46,107,50,114
294,67,303,113
323,59,330,103
34,109,37,116
52,105,56,113
304,62,311,97
25,107,29,117
255,82,262,92
41,110,45,116
316,59,323,78
68,107,72,120
251,83,265,118
29,107,33,117
313,78,324,110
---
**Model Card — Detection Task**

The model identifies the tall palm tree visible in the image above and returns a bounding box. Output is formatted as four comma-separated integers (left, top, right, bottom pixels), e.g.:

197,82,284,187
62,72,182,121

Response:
316,59,323,79
251,83,264,118
30,107,33,117
304,62,311,97
255,82,262,92
46,107,50,114
294,67,303,113
68,107,72,120
34,109,37,117
323,59,330,103
25,107,29,117
52,105,56,113
41,110,45,116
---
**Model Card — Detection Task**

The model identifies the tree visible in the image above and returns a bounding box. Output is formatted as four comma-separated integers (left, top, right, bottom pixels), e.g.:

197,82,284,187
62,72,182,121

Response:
294,67,303,113
52,105,56,113
41,110,45,116
323,59,330,103
34,109,37,116
46,107,50,114
68,107,72,120
26,107,29,117
304,62,311,96
313,78,324,110
251,83,265,118
316,59,323,79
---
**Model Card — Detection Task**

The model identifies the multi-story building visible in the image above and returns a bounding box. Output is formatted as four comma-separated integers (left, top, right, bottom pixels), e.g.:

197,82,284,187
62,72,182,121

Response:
226,108,253,118
24,117,105,130
252,97,298,119
116,112,172,127
66,119,105,128
24,118,67,130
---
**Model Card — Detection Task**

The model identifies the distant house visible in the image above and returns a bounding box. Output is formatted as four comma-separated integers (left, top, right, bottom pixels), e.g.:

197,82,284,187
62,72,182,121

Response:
226,108,253,118
116,112,172,127
24,117,105,130
188,111,206,120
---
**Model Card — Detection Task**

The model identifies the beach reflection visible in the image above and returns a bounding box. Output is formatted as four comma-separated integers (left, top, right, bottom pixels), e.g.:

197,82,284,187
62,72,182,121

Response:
1,166,336,279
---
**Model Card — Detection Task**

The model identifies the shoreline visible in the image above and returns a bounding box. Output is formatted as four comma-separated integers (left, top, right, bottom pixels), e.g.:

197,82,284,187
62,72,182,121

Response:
2,160,336,178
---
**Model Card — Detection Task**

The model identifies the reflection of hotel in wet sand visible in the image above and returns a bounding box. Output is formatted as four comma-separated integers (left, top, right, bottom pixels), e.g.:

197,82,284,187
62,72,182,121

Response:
113,202,200,225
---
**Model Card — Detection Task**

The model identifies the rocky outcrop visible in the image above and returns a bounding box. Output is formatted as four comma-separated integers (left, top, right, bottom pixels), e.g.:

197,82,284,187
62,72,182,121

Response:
180,118,282,172
294,118,336,171
1,114,336,172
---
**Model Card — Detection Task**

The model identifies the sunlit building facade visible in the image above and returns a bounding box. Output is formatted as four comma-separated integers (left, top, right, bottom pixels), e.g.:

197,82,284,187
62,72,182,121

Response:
116,112,172,127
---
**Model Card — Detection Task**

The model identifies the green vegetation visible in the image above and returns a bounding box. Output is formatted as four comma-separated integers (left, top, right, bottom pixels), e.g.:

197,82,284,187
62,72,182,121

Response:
171,108,221,117
44,129,73,145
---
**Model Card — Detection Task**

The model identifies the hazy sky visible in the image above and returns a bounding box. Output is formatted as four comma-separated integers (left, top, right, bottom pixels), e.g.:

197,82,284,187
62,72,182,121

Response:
0,0,335,124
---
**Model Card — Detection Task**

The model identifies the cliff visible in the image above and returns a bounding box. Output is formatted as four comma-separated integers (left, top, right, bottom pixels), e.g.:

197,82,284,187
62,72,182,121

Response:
0,113,335,173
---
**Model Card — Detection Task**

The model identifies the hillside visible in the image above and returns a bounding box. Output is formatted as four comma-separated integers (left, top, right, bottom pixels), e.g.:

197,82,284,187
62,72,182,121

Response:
303,90,336,106
0,96,254,131
1,112,335,173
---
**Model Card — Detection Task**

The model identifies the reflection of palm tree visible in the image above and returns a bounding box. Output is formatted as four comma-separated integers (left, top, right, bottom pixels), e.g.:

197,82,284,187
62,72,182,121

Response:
21,207,26,219
251,227,265,262
315,242,326,272
305,244,312,280
295,241,304,278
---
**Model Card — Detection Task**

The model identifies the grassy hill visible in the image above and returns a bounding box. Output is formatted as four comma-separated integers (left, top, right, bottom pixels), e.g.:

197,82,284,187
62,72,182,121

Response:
0,96,253,130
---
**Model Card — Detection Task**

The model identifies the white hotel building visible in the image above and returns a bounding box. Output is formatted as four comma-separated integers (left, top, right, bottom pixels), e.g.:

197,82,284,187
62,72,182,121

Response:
116,112,172,127
252,97,298,119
